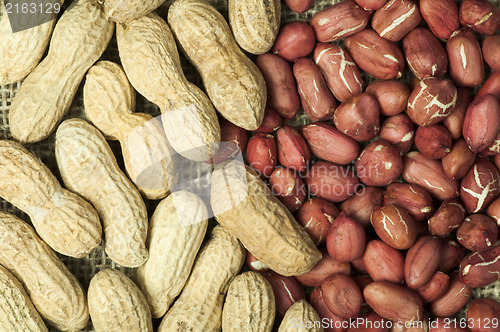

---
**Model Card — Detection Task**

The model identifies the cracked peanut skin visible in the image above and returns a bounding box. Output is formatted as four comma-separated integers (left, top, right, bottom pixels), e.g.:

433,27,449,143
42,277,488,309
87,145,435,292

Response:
0,140,102,258
0,264,47,332
117,13,221,162
158,226,245,332
8,0,114,143
88,269,153,332
136,191,208,318
0,212,89,331
211,161,321,276
55,119,148,268
278,300,324,332
103,0,166,23
168,0,267,130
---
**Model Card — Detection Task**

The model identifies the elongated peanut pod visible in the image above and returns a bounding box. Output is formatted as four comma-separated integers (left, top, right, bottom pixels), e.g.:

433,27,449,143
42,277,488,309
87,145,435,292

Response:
55,119,148,268
104,0,166,23
9,0,114,143
117,13,220,162
0,140,101,258
0,212,88,331
84,61,177,200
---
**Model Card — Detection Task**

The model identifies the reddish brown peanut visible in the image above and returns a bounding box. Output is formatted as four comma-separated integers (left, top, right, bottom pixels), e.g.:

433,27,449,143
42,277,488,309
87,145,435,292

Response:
276,125,311,172
431,271,472,317
296,198,339,245
416,271,450,303
480,130,500,157
272,22,315,61
477,72,500,102
403,28,448,79
301,122,360,165
459,0,500,35
420,0,459,40
321,274,363,319
459,243,500,288
366,80,410,116
211,118,247,163
467,298,500,332
439,240,466,273
284,0,314,14
255,108,283,134
246,252,270,272
380,114,415,155
306,161,360,203
460,158,500,213
326,212,366,262
334,93,380,142
371,205,417,250
406,78,458,126
487,196,500,226
463,94,500,154
344,29,405,80
447,28,485,87
269,167,306,213
364,281,424,322
293,58,337,122
262,271,304,317
404,236,442,289
340,187,384,228
414,125,452,159
257,54,300,120
296,248,351,287
428,200,466,238
483,34,500,72
309,287,347,332
354,0,387,10
363,240,405,284
457,214,498,252
442,139,476,180
246,133,277,178
310,0,371,42
372,0,422,42
356,140,403,186
443,88,472,140
313,43,363,102
384,183,434,222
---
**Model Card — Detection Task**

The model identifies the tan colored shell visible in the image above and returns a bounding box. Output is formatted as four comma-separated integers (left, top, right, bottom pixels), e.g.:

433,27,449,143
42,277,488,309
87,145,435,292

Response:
117,13,220,162
88,269,153,332
228,0,280,54
84,60,177,200
168,0,267,130
135,190,208,318
222,271,275,332
158,226,245,331
55,119,148,268
8,0,114,143
104,0,166,23
0,264,47,332
0,212,89,331
0,140,101,258
0,0,61,84
211,161,321,276
278,300,324,332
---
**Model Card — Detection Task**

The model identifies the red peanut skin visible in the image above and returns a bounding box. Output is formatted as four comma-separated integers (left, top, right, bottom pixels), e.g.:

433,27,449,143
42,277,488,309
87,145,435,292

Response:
354,0,387,11
487,196,500,226
334,93,380,142
384,183,434,222
420,0,459,40
272,22,316,62
348,311,389,332
428,200,466,238
363,240,405,284
403,28,447,79
480,130,500,157
456,214,498,253
366,80,410,116
296,198,339,245
402,151,459,200
459,0,500,36
429,318,471,332
246,251,270,272
254,108,283,133
356,140,402,187
256,54,300,120
211,118,247,163
460,158,500,213
439,240,466,273
261,271,305,317
459,243,500,288
314,43,363,102
321,273,363,319
269,167,306,213
372,0,421,42
301,122,360,165
326,212,366,262
415,125,452,160
467,298,500,332
296,248,351,287
431,271,472,317
442,139,476,180
310,0,371,43
371,205,417,250
483,35,500,72
293,58,337,122
363,281,424,322
276,125,310,172
416,271,450,303
476,72,500,102
463,94,500,154
344,29,405,80
444,88,472,140
351,258,369,275
380,114,414,155
404,236,442,289
447,28,485,88
309,287,347,332
340,187,384,228
246,133,277,178
306,161,359,203
284,0,314,14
